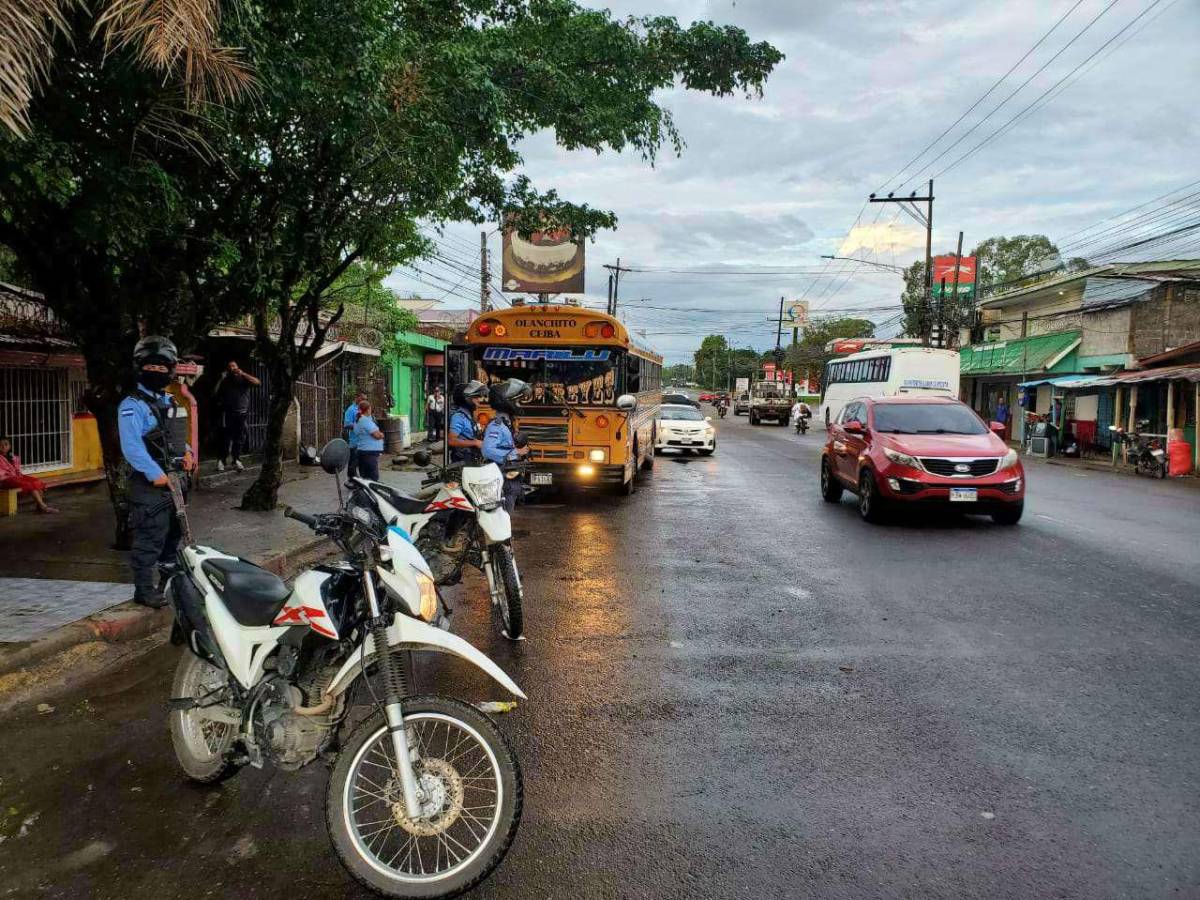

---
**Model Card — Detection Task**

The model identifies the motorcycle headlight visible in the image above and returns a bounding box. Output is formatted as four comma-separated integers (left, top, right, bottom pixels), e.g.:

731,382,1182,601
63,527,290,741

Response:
883,447,921,470
464,476,503,510
415,570,439,622
999,448,1019,470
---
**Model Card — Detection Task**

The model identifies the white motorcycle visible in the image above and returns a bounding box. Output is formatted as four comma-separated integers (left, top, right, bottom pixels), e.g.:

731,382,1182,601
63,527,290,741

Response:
164,439,524,898
344,450,526,640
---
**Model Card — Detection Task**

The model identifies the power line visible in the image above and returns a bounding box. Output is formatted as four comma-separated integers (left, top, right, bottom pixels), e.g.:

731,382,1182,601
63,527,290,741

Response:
897,0,1125,191
933,0,1169,180
876,0,1086,194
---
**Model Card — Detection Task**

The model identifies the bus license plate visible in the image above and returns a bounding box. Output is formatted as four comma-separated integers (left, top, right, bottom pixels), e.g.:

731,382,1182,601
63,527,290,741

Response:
949,488,977,502
531,472,553,486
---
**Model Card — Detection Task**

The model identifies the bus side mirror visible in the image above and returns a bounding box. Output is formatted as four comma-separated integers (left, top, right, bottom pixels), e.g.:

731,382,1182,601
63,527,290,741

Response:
616,394,637,412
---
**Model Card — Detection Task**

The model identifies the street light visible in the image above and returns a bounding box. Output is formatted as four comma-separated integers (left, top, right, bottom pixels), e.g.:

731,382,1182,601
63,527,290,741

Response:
819,254,906,274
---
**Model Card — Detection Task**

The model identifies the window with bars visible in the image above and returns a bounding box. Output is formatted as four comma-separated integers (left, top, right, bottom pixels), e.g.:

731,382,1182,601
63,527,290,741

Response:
0,365,73,472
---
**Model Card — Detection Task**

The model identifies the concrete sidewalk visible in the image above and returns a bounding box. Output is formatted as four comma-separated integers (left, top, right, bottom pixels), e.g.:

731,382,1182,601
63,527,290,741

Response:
0,463,426,682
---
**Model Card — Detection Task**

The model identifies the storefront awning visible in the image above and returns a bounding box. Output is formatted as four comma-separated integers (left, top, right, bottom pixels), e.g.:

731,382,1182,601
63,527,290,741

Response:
960,331,1080,376
1017,375,1096,389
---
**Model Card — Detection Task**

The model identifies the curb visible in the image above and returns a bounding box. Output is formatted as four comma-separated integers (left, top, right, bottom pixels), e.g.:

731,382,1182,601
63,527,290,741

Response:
1040,455,1200,486
0,535,334,682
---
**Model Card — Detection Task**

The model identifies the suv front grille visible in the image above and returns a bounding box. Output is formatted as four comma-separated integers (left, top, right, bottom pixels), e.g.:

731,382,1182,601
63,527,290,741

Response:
919,457,1000,477
520,422,569,445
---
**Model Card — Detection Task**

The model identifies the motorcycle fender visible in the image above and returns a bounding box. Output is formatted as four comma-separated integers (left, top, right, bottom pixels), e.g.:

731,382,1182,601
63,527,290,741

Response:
475,507,512,543
326,615,526,700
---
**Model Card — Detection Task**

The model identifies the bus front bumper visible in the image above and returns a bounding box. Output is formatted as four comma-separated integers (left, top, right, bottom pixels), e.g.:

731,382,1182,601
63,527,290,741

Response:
524,461,626,488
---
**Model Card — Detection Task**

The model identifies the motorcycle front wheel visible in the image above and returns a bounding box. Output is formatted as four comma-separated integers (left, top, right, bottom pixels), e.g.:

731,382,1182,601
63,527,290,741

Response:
327,697,522,899
490,543,524,640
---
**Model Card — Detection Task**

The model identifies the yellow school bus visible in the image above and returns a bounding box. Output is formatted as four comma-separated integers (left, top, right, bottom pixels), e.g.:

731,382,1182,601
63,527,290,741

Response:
458,304,662,494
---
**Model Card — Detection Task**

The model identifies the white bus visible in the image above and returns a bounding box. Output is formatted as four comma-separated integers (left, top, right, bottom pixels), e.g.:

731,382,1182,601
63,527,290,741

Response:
819,347,960,426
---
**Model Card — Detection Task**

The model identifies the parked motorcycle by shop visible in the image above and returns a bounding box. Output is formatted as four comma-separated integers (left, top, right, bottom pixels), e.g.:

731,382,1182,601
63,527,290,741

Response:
164,439,524,898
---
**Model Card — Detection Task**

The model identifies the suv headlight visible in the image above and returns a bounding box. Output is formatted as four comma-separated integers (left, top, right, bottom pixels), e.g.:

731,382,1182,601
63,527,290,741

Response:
883,447,921,470
999,448,1019,470
464,476,503,510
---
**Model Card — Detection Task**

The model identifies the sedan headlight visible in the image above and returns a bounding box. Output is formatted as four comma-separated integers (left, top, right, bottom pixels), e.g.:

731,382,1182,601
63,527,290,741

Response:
999,448,1019,470
464,476,503,510
415,570,439,622
882,447,921,470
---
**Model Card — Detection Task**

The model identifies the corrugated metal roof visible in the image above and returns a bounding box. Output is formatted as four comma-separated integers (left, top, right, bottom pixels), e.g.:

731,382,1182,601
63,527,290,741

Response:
1054,365,1200,389
960,331,1080,376
978,259,1200,309
1080,277,1155,312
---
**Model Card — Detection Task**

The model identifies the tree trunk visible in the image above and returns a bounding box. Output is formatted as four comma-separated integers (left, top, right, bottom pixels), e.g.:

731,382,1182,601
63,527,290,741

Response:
240,369,295,511
84,386,134,550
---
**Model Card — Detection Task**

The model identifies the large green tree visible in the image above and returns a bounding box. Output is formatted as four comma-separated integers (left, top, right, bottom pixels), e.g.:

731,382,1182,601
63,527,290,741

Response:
1,0,783,529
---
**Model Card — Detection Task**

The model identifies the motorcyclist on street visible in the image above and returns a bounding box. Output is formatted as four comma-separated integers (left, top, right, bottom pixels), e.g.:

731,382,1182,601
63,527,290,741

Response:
448,380,488,464
482,380,531,513
118,335,195,608
790,399,812,431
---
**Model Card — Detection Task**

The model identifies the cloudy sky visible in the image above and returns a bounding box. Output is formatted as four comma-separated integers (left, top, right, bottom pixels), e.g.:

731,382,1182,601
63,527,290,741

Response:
386,0,1200,363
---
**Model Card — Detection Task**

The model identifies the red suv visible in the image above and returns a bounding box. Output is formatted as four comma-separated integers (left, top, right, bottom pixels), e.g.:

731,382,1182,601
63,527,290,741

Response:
820,396,1025,525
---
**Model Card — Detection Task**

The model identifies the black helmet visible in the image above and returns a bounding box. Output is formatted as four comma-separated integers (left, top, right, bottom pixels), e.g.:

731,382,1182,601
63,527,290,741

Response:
133,335,178,369
488,379,531,418
452,380,488,408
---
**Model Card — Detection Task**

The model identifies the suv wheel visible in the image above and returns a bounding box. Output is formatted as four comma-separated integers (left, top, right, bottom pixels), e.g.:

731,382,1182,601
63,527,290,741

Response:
857,469,886,523
820,459,843,503
991,501,1023,526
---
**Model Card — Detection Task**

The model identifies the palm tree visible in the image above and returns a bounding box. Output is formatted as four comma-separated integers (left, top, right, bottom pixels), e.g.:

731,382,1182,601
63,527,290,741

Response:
1,0,252,136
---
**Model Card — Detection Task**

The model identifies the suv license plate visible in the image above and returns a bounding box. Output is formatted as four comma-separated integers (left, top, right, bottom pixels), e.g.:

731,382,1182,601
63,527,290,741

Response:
949,488,977,502
531,473,553,486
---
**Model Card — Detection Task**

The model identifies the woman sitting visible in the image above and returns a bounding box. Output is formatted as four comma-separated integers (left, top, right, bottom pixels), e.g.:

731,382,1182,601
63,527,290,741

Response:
0,436,58,513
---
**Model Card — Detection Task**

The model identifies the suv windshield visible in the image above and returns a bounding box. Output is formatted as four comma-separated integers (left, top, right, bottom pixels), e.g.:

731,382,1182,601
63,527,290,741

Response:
660,407,704,421
873,403,986,435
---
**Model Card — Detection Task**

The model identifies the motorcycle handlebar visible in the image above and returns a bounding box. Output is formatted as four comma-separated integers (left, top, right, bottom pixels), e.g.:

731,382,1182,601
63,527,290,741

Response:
284,506,319,528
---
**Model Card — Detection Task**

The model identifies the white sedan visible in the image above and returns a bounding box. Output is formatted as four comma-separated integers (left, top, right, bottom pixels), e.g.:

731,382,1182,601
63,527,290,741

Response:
655,404,716,456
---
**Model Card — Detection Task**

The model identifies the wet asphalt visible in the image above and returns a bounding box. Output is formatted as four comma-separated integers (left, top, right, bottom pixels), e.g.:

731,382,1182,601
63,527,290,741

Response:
2,409,1199,899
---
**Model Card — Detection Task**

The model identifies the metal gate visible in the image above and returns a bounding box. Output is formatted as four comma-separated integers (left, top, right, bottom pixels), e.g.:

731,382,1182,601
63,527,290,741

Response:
0,365,72,472
296,353,353,451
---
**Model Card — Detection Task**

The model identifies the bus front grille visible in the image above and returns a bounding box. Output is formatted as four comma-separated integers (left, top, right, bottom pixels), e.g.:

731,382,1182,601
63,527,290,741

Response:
521,422,569,444
536,449,569,460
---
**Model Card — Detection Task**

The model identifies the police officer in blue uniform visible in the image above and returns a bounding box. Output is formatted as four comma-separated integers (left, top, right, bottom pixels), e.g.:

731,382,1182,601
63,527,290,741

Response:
118,336,195,608
482,380,531,512
447,380,488,464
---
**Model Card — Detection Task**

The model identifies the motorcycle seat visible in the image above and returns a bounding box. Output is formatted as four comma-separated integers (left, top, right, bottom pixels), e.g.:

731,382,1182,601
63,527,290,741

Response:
366,481,436,515
201,558,291,627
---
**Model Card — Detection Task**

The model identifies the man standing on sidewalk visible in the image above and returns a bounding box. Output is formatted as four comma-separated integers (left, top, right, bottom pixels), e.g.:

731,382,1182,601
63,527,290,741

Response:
344,390,367,477
119,336,195,608
995,394,1010,442
213,359,260,472
426,386,445,443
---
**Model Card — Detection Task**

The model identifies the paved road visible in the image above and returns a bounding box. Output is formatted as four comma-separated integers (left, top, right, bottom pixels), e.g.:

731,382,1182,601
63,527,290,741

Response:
2,412,1198,898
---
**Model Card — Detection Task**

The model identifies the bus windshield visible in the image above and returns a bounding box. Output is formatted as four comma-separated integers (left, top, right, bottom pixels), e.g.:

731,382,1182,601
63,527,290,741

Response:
473,348,620,407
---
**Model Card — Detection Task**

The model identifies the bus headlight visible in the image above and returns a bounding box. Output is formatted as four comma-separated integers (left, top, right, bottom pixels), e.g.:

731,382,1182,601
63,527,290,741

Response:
577,464,595,477
588,449,607,463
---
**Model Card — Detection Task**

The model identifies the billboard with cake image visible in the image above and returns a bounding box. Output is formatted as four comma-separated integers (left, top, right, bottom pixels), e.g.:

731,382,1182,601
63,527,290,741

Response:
501,222,585,294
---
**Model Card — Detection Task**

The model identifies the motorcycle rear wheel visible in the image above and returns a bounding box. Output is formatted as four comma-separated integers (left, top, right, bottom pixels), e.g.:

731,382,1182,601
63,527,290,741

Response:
168,651,241,784
327,697,522,899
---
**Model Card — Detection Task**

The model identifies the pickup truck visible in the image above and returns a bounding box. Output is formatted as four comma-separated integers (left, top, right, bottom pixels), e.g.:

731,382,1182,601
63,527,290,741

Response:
748,383,791,426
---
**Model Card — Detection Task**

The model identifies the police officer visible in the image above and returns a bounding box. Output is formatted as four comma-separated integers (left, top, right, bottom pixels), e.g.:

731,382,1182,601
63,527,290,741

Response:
482,380,531,512
447,380,488,464
118,336,195,608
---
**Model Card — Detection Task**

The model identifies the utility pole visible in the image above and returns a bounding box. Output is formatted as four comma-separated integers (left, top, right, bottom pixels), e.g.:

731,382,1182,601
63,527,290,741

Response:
602,258,632,317
773,296,785,381
870,178,934,344
480,231,490,312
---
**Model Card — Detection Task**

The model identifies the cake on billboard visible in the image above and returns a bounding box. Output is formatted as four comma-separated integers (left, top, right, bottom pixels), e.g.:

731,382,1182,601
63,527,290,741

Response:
502,224,585,294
